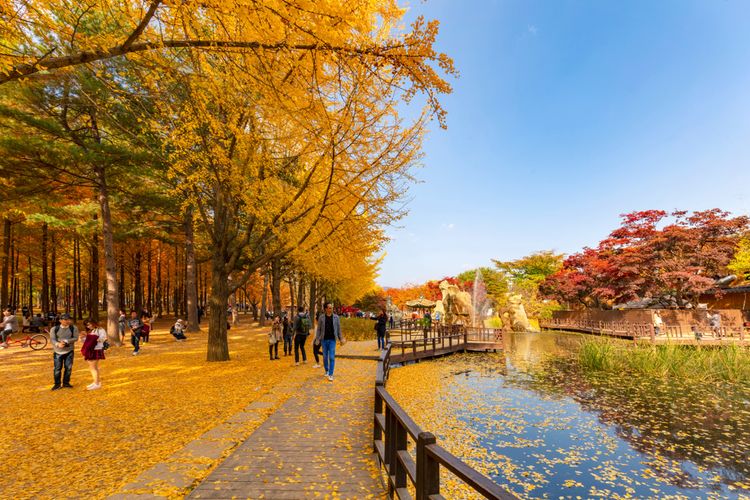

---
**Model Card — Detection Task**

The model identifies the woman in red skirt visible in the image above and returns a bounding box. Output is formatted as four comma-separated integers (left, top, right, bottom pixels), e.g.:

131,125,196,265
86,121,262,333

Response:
81,319,107,390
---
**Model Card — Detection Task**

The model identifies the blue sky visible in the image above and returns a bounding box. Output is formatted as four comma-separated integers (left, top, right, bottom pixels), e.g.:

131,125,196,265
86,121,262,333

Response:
378,0,750,288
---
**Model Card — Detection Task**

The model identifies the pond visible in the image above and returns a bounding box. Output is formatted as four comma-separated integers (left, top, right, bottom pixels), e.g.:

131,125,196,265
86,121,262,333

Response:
386,331,750,499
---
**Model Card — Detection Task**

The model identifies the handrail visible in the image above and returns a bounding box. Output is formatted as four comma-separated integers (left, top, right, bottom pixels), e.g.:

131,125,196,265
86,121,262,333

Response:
539,318,747,341
374,342,516,499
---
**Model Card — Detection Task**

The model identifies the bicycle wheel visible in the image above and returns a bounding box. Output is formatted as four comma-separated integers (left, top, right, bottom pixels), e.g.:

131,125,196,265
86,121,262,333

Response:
28,334,48,350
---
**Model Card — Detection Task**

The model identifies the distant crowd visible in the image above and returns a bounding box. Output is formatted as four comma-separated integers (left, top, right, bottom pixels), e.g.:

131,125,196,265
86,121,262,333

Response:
1,301,394,392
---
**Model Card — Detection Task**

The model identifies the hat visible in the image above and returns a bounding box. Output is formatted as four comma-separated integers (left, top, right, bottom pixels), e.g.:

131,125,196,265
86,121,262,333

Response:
176,319,184,324
60,313,71,320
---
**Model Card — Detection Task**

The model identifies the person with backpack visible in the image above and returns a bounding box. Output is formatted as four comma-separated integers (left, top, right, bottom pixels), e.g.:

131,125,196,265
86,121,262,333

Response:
375,309,388,350
292,306,311,365
314,302,345,382
81,318,107,390
170,319,188,341
0,308,19,348
282,315,292,356
50,313,78,390
128,310,144,356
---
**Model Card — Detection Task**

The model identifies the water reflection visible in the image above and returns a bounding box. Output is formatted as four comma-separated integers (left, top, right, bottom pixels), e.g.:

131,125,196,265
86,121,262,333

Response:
387,331,750,499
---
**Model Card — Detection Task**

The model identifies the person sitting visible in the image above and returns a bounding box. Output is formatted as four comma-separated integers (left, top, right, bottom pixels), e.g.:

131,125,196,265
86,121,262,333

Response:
170,319,187,341
30,314,45,332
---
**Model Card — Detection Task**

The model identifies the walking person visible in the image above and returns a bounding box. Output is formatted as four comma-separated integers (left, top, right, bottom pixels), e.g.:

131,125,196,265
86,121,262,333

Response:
282,315,292,356
50,313,78,390
389,313,394,330
314,302,345,382
117,309,127,344
652,311,664,337
81,319,107,390
269,316,281,360
293,306,311,365
376,309,387,350
140,310,152,343
128,310,144,356
0,308,19,348
312,335,323,369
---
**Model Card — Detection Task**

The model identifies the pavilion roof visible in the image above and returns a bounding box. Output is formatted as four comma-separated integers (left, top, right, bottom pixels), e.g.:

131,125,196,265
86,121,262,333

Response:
405,298,436,309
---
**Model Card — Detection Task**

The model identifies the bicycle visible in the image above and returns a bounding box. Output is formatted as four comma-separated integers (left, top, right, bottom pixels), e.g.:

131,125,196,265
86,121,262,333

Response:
0,330,49,350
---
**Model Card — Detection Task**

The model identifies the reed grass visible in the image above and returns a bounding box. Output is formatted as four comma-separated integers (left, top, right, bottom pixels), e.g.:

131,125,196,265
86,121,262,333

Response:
578,339,750,384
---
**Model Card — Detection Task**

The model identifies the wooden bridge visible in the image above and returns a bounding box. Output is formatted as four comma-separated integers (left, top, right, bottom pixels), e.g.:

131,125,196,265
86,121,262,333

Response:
389,323,505,364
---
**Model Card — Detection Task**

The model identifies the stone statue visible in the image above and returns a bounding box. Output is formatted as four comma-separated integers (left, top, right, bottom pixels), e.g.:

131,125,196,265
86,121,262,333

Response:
507,294,532,331
438,280,472,324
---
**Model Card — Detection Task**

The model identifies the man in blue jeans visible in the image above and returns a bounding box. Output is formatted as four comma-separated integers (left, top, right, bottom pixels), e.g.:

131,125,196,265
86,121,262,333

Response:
314,302,345,382
50,313,78,390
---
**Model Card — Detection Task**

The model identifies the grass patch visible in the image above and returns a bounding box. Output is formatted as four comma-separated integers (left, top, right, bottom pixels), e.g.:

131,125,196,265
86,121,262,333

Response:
340,316,378,341
578,339,750,384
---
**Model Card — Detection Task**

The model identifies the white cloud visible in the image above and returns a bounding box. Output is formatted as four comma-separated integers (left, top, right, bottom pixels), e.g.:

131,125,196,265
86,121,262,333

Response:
440,223,456,230
527,24,538,36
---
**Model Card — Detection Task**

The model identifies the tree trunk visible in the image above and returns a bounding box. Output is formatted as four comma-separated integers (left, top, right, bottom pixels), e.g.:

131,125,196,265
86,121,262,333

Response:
156,243,162,317
50,233,57,313
309,279,317,318
73,235,80,320
207,253,230,361
1,218,10,307
134,249,142,312
94,166,120,342
41,223,49,313
288,277,295,314
12,247,18,308
147,241,153,312
185,208,199,331
89,215,99,321
118,248,125,311
27,255,33,316
270,258,282,318
259,267,269,326
296,276,305,311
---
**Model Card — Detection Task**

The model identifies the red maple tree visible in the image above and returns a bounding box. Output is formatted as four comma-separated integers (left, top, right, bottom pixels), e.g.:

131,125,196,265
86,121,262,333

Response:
542,209,748,309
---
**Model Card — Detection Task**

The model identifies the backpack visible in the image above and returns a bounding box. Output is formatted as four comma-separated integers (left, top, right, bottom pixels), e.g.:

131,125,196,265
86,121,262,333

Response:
296,315,310,334
53,325,76,340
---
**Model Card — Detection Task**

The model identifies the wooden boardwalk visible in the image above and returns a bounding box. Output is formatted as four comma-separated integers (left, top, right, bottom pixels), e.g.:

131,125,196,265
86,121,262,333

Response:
389,328,504,364
189,359,384,499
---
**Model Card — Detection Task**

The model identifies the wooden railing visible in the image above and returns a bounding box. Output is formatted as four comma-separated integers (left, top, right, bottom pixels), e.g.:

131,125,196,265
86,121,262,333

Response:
540,318,748,341
388,325,504,363
374,344,516,499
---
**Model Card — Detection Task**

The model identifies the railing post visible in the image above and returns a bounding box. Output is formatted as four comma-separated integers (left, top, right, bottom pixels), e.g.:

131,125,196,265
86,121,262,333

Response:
416,432,440,500
374,386,383,452
385,406,394,497
650,323,655,342
395,421,407,491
